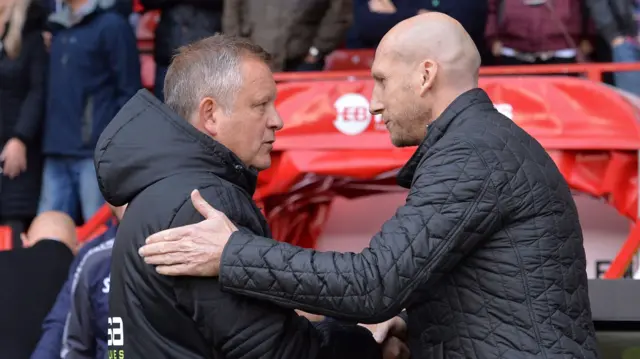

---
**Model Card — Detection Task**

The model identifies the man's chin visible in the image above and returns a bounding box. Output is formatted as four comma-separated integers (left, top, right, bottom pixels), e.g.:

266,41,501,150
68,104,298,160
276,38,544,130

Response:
390,135,417,148
251,158,271,171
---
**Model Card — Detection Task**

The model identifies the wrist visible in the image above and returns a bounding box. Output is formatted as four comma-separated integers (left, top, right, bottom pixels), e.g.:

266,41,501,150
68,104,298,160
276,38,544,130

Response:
611,36,625,46
11,135,28,146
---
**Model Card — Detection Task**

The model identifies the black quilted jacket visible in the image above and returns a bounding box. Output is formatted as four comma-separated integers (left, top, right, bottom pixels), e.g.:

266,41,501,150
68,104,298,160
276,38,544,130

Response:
95,90,381,359
219,88,600,359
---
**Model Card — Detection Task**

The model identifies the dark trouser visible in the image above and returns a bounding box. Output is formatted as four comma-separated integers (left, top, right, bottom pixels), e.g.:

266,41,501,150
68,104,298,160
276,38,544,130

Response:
611,40,640,96
1,217,32,249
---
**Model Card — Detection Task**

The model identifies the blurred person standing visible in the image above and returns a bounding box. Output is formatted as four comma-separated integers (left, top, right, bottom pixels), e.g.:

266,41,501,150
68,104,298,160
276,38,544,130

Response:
348,0,488,55
0,211,76,359
38,0,140,223
62,240,112,359
140,0,222,101
0,0,47,249
61,212,120,359
486,0,593,66
416,0,489,64
346,0,423,49
586,0,640,95
30,205,124,359
223,0,352,72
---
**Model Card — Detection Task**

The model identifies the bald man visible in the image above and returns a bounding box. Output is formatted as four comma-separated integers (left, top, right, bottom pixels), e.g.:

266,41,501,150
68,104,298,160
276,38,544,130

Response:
140,13,599,359
21,211,78,252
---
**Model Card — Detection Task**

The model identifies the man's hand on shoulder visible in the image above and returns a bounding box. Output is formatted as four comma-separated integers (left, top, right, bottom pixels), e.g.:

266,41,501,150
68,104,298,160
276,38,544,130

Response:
138,189,237,276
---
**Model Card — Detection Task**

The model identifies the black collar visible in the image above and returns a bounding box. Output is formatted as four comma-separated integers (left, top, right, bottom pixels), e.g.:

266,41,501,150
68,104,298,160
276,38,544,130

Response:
396,88,494,188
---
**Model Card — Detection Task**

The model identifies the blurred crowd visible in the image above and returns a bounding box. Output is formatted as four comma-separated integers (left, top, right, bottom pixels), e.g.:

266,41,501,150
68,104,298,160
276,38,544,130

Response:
0,0,639,358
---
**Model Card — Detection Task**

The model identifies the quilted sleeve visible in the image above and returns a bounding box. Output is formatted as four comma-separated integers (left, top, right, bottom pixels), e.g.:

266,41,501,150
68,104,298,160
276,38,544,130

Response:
220,141,501,323
171,190,382,359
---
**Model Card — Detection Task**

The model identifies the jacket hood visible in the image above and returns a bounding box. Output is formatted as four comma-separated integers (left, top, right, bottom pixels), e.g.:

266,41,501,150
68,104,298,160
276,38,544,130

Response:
94,90,258,206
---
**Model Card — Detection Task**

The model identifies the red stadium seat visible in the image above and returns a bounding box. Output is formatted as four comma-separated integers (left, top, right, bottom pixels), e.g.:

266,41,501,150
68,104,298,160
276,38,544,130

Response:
140,54,156,91
0,226,12,251
136,11,158,41
323,49,375,71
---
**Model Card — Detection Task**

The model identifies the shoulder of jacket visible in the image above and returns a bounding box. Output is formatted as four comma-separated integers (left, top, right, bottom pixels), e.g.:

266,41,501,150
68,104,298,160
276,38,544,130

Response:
171,183,248,225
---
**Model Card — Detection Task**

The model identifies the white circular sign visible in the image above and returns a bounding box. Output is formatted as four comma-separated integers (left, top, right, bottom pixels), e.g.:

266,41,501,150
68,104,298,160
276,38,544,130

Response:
333,93,372,136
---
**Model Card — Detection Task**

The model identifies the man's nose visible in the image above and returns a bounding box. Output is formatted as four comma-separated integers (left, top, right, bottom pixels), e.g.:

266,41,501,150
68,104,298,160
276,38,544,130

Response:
370,98,383,115
268,109,284,131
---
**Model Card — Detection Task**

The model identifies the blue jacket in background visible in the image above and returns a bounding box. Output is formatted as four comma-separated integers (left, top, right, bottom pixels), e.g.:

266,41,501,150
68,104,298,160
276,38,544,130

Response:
43,0,141,158
30,224,118,359
62,239,113,359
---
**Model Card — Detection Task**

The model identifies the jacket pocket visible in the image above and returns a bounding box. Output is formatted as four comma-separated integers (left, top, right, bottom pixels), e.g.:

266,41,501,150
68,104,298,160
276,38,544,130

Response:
81,95,93,146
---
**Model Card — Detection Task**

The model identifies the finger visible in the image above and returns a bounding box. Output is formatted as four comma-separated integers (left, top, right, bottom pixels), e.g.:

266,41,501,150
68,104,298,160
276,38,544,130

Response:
190,189,220,219
145,227,188,244
400,343,411,359
5,163,17,178
156,263,195,276
143,253,186,266
139,241,180,257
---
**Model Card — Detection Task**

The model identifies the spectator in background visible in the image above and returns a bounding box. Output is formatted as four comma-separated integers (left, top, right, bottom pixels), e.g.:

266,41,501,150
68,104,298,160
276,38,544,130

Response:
140,0,222,101
21,210,78,249
42,0,131,16
38,0,140,223
346,0,423,49
0,0,47,249
347,1,489,63
0,211,76,359
417,0,489,64
62,237,113,359
486,0,592,66
224,0,352,72
586,0,640,96
31,204,125,359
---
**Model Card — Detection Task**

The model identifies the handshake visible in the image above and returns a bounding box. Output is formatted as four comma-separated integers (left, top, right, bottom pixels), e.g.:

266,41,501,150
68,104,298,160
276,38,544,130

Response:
367,316,410,359
350,317,411,359
302,311,410,359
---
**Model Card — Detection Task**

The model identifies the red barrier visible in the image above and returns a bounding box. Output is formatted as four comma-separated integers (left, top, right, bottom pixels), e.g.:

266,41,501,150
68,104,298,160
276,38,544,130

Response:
76,204,113,243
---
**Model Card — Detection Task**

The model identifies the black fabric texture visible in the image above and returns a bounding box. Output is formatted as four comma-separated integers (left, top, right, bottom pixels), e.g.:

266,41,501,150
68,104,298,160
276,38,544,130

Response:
95,89,381,359
218,88,600,359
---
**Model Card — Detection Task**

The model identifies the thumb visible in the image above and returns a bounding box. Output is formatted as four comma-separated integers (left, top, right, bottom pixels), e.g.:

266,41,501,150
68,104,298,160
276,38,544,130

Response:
373,323,389,344
191,189,220,219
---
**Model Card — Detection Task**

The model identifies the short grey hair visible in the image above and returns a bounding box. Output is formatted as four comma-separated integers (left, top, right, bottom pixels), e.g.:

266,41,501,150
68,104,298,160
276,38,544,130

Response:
163,34,272,120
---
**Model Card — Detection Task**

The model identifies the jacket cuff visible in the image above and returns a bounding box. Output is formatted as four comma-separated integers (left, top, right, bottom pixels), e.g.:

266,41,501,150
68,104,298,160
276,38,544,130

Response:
11,132,30,146
398,310,408,325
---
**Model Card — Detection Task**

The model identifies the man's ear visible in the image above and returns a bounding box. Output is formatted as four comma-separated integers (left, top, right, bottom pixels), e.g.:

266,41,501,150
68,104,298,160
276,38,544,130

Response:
197,97,220,137
419,59,438,96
